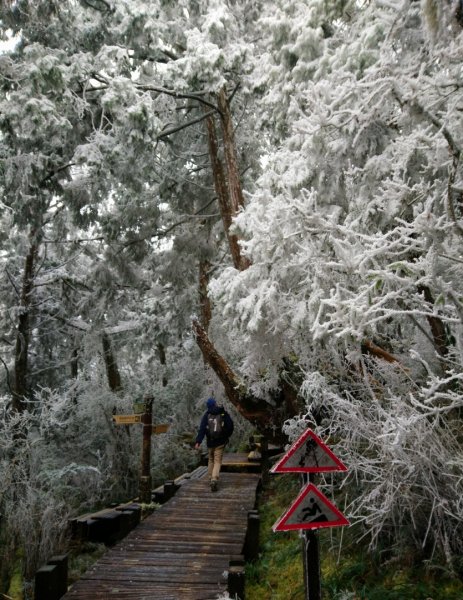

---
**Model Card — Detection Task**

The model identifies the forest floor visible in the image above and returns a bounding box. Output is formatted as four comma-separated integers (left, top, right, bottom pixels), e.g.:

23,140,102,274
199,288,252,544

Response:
246,476,463,600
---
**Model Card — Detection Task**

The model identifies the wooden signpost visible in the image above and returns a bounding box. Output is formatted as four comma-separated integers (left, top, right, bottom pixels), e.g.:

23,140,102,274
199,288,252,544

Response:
152,424,170,434
272,429,349,600
112,397,170,503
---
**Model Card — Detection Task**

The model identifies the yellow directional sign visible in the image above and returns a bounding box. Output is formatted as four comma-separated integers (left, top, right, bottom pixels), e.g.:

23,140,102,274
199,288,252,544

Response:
152,424,170,434
113,414,142,425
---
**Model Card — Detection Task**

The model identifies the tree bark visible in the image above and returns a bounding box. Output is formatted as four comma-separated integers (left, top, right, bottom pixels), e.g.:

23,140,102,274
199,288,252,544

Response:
12,237,39,413
217,88,246,215
361,339,400,364
70,345,80,405
418,285,449,358
198,260,212,331
70,346,79,379
157,342,168,387
101,331,122,392
205,112,248,270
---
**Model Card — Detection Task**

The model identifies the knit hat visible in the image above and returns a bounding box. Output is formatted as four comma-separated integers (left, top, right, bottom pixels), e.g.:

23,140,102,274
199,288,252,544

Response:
206,397,216,409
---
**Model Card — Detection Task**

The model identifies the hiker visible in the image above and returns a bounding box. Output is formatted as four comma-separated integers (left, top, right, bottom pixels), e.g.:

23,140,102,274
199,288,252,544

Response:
194,397,234,492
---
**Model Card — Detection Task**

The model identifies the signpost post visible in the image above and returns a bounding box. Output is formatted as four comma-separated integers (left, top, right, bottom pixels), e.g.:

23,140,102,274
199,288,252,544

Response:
112,396,170,504
272,429,349,600
139,396,154,503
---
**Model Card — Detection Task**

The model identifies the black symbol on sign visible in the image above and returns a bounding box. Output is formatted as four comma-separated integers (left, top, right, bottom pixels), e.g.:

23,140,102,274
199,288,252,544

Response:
300,498,328,524
298,439,319,468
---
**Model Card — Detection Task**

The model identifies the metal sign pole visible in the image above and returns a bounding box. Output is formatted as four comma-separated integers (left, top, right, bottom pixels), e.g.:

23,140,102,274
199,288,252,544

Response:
272,428,349,600
302,473,321,600
302,529,321,600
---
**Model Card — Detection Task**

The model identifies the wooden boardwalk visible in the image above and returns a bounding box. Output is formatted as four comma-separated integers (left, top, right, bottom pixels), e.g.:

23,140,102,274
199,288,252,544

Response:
63,462,261,599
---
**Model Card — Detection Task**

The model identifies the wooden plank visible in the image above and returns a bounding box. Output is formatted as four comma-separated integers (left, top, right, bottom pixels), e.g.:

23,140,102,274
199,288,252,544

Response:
64,582,225,599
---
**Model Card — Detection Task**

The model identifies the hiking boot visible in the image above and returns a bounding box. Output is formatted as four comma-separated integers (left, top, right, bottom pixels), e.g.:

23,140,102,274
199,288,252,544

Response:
210,480,218,492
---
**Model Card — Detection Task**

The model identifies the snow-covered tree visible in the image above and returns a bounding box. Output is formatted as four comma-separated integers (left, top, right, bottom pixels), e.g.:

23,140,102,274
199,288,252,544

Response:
2,0,463,594
207,0,463,561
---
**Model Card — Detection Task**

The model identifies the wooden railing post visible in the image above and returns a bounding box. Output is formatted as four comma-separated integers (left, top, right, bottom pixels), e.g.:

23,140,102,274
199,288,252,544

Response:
163,480,179,502
260,437,270,487
48,555,68,597
244,509,260,562
228,557,245,599
35,554,68,600
35,565,58,600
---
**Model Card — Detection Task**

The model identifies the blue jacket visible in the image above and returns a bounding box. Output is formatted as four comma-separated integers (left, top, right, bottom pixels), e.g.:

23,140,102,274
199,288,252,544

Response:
195,405,234,448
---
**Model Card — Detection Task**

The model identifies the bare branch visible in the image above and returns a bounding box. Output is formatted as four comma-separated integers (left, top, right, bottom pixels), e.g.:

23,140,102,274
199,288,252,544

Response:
361,339,400,364
40,163,75,186
5,268,20,296
43,237,105,244
157,110,215,141
117,197,218,252
80,0,113,13
0,356,13,394
227,81,241,104
136,85,221,114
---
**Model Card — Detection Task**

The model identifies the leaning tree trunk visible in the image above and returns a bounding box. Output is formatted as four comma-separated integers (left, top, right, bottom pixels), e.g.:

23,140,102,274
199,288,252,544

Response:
193,319,297,444
197,88,300,442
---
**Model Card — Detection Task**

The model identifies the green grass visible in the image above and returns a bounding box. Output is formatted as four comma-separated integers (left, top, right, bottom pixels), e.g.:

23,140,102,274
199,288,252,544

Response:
67,542,107,585
246,476,463,600
246,475,304,599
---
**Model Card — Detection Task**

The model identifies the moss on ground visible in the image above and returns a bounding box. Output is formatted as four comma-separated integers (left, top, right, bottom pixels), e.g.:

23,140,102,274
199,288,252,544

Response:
6,549,24,600
7,569,23,600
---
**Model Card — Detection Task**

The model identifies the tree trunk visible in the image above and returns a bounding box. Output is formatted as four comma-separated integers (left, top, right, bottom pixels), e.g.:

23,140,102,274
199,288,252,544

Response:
101,331,122,392
199,260,212,331
101,333,137,494
418,285,449,359
70,345,79,404
12,237,39,413
217,88,247,215
157,342,168,387
205,112,248,270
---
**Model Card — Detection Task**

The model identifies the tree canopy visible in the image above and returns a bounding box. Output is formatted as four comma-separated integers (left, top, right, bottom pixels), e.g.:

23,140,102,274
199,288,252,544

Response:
1,0,463,595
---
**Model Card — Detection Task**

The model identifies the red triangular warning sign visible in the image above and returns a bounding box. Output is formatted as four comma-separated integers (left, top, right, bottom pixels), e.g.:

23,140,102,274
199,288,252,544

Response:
271,429,347,474
273,483,349,532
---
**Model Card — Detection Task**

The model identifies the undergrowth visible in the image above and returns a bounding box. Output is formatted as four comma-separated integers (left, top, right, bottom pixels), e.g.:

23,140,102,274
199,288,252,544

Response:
67,542,107,586
246,475,463,600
